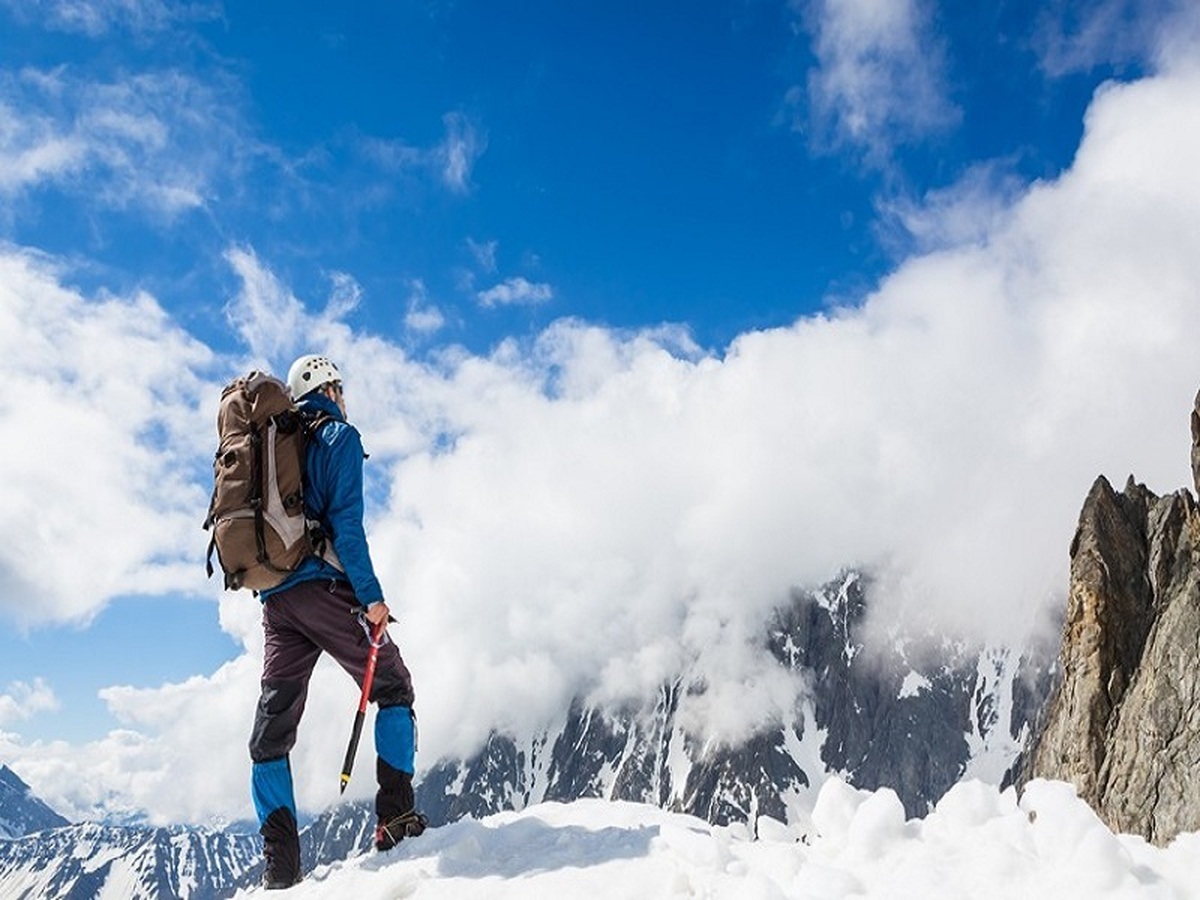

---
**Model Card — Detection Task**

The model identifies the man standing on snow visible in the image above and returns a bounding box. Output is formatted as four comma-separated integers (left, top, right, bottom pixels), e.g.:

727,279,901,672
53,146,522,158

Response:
249,354,424,890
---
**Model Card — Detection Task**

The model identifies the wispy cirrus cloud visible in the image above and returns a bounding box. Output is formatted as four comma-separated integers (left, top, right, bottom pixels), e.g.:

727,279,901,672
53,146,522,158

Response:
1031,0,1185,77
356,111,487,196
0,65,243,219
438,111,486,193
0,0,219,37
788,0,958,166
466,237,499,273
0,35,479,243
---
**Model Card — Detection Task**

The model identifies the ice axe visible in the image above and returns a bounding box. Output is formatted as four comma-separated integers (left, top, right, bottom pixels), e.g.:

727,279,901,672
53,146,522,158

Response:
340,616,387,794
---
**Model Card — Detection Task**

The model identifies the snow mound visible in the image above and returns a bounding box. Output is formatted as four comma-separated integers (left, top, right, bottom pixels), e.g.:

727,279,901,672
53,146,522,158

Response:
235,779,1200,899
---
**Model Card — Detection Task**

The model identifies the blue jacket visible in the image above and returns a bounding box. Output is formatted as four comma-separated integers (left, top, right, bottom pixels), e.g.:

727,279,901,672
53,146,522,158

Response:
259,392,385,607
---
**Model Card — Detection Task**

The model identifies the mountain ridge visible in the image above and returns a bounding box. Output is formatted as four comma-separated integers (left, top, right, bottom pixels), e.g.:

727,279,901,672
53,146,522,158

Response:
0,765,69,840
415,571,1050,827
2,571,1053,898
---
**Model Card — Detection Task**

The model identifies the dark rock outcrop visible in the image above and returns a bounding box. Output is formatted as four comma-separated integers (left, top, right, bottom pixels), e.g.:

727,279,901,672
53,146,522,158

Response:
1018,473,1200,845
0,765,69,839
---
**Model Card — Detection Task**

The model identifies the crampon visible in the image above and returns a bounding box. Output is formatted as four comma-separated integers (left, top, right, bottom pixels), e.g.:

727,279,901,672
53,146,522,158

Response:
375,810,428,851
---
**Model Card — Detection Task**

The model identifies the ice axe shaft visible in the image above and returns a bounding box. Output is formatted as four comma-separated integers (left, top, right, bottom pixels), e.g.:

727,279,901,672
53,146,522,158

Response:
340,618,386,794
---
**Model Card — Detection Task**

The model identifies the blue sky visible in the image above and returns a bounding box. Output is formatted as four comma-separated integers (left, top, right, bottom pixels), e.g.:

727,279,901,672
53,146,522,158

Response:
0,1,1130,355
2,0,1200,825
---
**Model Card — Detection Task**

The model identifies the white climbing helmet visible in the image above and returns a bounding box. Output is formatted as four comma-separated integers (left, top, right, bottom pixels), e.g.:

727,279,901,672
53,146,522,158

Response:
287,354,342,399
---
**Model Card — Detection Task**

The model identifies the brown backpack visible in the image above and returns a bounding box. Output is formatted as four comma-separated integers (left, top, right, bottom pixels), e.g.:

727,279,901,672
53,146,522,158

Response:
203,371,328,592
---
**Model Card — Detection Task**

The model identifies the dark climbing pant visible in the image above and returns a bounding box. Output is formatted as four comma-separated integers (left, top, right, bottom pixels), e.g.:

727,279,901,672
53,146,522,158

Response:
249,578,417,864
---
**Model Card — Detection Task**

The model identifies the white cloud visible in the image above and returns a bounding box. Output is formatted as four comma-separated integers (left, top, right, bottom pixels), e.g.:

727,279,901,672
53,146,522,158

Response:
1032,0,1185,77
325,271,363,320
351,111,486,199
876,161,1026,253
378,58,1200,762
0,95,86,192
0,65,246,219
0,28,482,234
404,279,446,336
0,245,215,627
1155,2,1200,71
222,245,311,364
437,112,486,194
355,134,425,174
0,0,219,37
466,237,499,273
0,657,259,825
791,0,959,162
477,276,554,308
0,678,58,726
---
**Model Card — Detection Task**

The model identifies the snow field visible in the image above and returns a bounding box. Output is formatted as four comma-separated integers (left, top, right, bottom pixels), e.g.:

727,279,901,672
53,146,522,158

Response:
236,778,1200,899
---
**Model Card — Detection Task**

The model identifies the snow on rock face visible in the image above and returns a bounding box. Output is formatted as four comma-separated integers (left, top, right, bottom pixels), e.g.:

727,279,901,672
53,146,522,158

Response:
898,671,931,698
421,570,1055,831
234,780,1200,900
0,765,69,839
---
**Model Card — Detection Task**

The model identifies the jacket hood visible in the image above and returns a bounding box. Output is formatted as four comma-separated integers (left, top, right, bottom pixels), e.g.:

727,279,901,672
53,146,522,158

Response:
298,391,345,422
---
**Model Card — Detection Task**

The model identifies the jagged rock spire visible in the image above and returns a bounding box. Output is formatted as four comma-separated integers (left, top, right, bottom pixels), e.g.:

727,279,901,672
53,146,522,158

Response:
1019,394,1200,845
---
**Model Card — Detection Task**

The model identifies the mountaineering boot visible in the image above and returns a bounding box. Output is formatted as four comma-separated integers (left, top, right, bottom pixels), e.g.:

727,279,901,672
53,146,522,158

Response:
375,809,429,851
261,807,302,889
375,757,426,851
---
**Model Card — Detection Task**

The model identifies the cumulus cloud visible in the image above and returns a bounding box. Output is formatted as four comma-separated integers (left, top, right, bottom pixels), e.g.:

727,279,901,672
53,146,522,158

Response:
876,161,1027,253
222,37,1200,768
404,279,447,336
0,246,215,627
790,0,958,162
0,655,260,825
0,678,58,726
477,276,554,308
375,58,1200,762
8,46,1200,828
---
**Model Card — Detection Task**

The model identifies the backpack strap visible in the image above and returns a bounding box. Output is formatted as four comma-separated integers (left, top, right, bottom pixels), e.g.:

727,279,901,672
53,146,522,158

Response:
296,409,346,573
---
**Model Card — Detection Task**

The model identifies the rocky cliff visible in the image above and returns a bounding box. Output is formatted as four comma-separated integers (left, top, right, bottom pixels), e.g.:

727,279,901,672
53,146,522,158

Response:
1018,473,1200,845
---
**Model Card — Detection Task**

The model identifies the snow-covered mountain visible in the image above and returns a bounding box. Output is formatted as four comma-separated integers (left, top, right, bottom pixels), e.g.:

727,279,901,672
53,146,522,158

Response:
0,798,379,899
417,572,1054,827
0,820,259,899
0,765,68,840
1,572,1055,898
